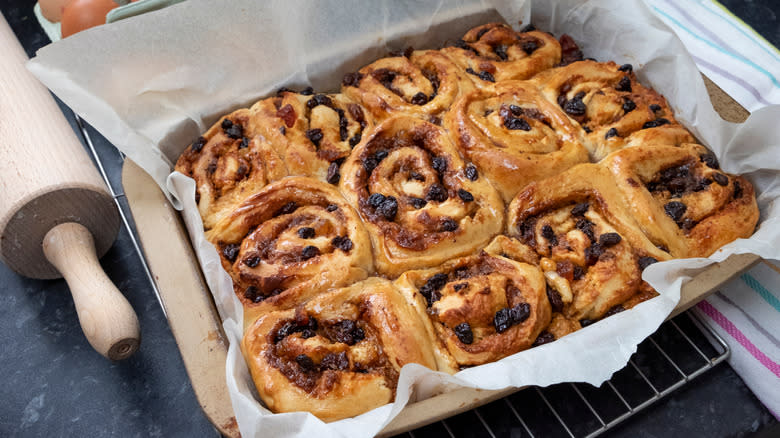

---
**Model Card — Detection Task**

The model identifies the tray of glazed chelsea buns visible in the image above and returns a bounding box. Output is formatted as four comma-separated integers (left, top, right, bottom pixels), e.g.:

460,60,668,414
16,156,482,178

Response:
122,20,760,435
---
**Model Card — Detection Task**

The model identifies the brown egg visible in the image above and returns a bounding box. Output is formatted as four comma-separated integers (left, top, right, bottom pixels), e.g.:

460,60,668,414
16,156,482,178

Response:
60,0,120,38
40,0,71,23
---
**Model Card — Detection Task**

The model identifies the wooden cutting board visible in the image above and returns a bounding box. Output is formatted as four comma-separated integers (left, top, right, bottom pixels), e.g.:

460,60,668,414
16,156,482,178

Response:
121,75,758,437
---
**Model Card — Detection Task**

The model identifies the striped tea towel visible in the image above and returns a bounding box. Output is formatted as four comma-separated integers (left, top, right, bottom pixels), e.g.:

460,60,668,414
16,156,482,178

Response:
646,0,780,112
646,0,780,420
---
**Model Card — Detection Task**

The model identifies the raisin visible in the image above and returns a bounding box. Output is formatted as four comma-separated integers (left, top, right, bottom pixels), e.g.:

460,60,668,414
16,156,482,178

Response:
510,303,531,324
332,236,353,252
532,331,555,346
349,133,362,147
571,202,589,216
522,40,539,54
407,197,426,209
618,63,633,73
583,126,592,133
453,283,468,292
733,180,743,199
300,87,314,96
274,321,298,343
276,87,294,96
542,224,557,245
307,94,333,109
367,193,386,208
518,216,538,247
301,245,320,260
306,128,324,148
558,34,584,66
326,204,339,212
411,92,429,105
363,156,379,173
475,27,490,39
323,161,340,184
573,265,585,280
454,322,474,344
274,201,298,216
494,44,508,60
576,218,596,242
244,256,261,268
432,156,447,175
225,124,243,140
466,67,495,82
238,137,250,149
441,218,459,232
682,217,696,231
664,201,687,222
296,354,316,372
321,352,349,370
579,318,596,327
546,285,564,313
338,109,348,141
642,118,670,129
426,183,448,202
192,136,207,152
505,117,532,131
297,227,315,239
598,232,622,247
342,72,364,87
331,320,364,345
622,98,636,113
221,118,233,130
509,105,524,116
222,243,240,262
712,173,728,186
649,104,662,112
584,243,604,266
244,286,263,303
520,24,536,32
375,149,389,162
465,164,479,181
605,127,619,139
494,308,512,333
457,189,474,202
420,273,448,306
409,171,425,181
280,126,286,135
700,152,720,169
377,196,398,220
615,76,632,92
206,161,217,174
563,92,587,116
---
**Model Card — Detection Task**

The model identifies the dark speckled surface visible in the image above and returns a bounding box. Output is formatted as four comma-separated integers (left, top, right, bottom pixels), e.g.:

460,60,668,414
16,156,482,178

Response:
1,1,779,437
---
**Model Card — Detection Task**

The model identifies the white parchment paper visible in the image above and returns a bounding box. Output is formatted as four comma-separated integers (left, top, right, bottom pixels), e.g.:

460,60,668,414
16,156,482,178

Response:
27,1,780,437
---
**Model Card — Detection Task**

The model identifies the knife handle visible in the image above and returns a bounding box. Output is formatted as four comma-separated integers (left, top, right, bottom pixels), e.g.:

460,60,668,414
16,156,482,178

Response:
42,222,140,360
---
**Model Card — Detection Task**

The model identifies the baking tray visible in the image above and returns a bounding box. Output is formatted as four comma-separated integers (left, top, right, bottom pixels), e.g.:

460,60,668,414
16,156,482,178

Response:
120,75,760,437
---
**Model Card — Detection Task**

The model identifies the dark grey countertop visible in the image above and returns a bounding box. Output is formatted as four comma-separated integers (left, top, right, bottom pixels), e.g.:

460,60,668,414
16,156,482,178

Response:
1,1,779,437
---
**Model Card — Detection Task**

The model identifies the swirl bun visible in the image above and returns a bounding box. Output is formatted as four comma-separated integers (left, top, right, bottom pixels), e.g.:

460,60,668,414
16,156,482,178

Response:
250,91,374,183
602,143,759,258
445,80,589,202
241,278,440,422
339,115,505,277
174,109,288,229
396,250,551,367
441,23,562,87
506,164,669,321
206,177,373,325
533,60,695,160
342,50,475,123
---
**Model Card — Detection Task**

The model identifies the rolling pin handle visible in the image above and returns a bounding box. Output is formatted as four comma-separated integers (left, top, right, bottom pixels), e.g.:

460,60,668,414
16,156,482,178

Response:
42,222,141,360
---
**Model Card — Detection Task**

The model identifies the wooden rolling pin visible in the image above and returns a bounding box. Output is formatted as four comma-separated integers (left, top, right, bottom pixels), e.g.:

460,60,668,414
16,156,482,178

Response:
0,15,140,360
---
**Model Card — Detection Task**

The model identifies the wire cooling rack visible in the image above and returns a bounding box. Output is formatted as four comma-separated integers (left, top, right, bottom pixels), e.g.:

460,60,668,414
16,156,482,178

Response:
70,110,730,438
